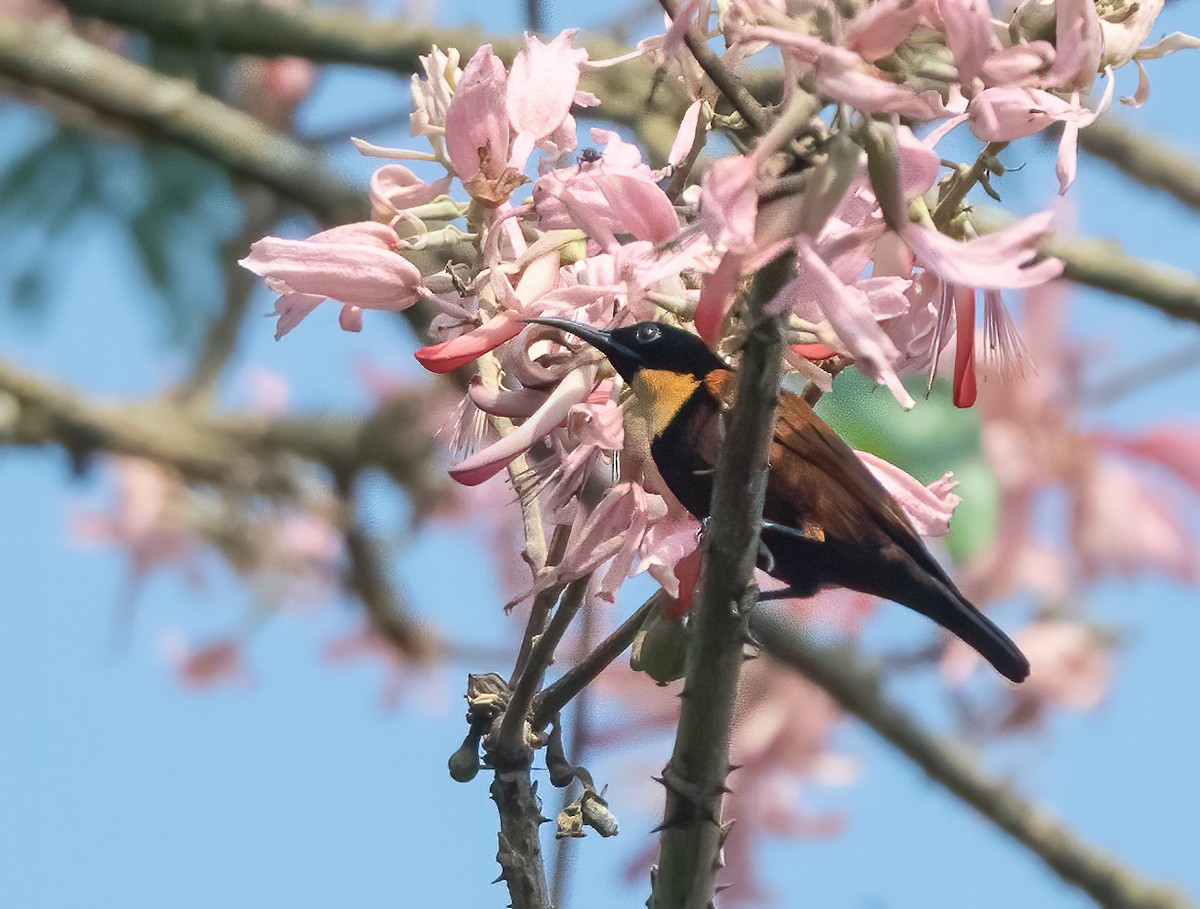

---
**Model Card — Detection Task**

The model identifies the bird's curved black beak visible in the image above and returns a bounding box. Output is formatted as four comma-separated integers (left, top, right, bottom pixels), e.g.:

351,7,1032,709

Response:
521,317,643,376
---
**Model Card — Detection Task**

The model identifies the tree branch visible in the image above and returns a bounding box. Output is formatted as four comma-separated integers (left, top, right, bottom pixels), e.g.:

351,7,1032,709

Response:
0,357,450,511
972,210,1200,326
1041,231,1200,326
0,16,364,224
62,0,521,73
1079,117,1200,212
650,255,788,909
59,0,681,156
750,608,1196,909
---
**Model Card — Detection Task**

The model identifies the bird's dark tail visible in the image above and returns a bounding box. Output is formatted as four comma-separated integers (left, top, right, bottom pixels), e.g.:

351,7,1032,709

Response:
907,576,1030,683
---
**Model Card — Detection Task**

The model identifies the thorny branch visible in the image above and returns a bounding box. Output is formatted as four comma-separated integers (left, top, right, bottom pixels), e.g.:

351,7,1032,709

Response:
750,608,1196,909
650,255,789,909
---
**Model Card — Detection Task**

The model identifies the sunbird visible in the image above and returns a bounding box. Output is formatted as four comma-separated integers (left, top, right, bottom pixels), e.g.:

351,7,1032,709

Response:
526,318,1030,683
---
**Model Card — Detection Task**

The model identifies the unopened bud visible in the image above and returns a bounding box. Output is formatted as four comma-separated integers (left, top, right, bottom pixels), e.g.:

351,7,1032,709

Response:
448,732,481,783
861,119,905,232
1009,0,1057,45
631,608,689,684
795,131,861,238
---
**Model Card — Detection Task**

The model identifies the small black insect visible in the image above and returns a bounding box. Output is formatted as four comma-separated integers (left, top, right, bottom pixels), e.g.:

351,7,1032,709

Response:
579,147,602,164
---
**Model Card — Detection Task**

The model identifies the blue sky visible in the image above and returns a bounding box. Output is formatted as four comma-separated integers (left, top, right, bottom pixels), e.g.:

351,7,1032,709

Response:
2,2,1200,907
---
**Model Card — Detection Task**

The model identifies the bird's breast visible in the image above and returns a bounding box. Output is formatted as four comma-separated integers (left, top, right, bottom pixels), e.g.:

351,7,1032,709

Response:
629,369,703,438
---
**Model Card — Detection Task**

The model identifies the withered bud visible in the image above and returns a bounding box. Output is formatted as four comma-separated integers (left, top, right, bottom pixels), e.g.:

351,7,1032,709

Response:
556,800,585,839
465,672,511,725
580,788,619,838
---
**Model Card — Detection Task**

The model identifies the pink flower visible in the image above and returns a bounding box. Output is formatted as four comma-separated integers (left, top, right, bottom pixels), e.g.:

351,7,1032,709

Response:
522,482,670,603
506,31,590,169
415,311,528,373
737,25,950,118
444,44,528,204
448,364,598,486
1099,426,1200,495
240,222,421,338
409,45,461,138
159,634,252,690
532,130,679,247
72,457,202,581
844,0,935,61
1072,457,1198,583
779,237,915,408
1044,0,1103,92
445,44,509,180
699,155,759,254
902,211,1063,290
855,451,960,537
369,165,453,221
943,620,1111,732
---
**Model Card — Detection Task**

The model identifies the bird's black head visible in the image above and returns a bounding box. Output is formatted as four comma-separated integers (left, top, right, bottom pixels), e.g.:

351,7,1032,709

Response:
524,319,724,384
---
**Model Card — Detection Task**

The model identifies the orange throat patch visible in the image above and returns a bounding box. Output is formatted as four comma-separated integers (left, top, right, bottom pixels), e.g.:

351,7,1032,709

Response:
630,369,702,437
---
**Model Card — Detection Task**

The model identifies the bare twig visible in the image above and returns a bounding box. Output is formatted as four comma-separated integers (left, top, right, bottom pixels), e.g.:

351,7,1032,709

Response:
932,140,1008,229
509,527,572,688
497,577,591,764
657,0,770,134
650,254,788,909
750,608,1195,909
532,593,659,730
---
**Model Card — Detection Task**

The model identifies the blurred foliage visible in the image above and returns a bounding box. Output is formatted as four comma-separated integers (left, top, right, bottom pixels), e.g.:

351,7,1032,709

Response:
815,368,998,562
0,114,241,344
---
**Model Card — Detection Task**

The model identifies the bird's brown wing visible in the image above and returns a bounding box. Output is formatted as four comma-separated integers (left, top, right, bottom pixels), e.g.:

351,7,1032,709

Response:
765,388,957,588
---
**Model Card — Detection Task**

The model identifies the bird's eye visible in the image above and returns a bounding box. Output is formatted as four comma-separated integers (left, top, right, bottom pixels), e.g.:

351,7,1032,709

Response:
635,324,662,344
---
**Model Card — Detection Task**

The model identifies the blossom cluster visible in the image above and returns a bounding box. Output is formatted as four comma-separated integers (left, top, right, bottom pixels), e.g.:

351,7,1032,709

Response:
242,0,1193,610
236,3,1197,893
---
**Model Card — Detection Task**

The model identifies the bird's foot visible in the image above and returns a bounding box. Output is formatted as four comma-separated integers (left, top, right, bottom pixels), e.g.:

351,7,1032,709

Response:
753,530,776,572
